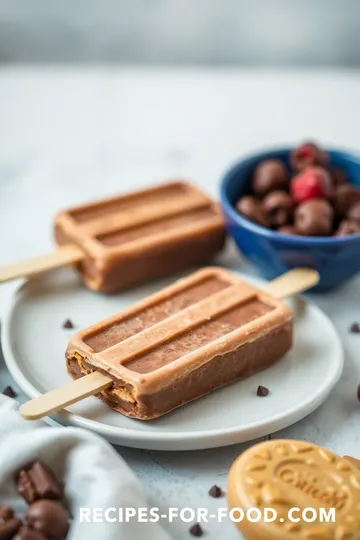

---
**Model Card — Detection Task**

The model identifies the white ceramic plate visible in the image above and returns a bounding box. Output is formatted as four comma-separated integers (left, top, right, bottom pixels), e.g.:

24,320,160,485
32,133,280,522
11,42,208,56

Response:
1,268,343,451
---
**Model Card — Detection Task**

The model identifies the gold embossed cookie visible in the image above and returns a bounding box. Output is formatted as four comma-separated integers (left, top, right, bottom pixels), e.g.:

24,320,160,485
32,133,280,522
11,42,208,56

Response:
227,440,360,540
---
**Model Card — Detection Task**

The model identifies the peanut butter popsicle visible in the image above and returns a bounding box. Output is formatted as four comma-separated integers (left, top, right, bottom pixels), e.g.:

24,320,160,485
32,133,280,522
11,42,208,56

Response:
66,267,293,420
54,181,225,292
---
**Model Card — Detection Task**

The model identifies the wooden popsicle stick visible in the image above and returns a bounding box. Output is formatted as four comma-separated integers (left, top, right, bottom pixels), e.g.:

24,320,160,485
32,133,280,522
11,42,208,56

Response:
20,371,112,420
263,268,319,299
0,245,84,284
19,267,320,421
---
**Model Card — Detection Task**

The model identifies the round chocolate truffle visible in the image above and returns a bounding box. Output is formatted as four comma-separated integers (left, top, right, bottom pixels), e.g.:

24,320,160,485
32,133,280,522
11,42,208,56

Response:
262,190,293,227
347,201,360,224
252,160,288,197
236,196,269,227
335,219,360,236
277,224,298,235
26,500,69,540
295,199,333,236
333,184,360,218
330,167,348,188
290,142,329,172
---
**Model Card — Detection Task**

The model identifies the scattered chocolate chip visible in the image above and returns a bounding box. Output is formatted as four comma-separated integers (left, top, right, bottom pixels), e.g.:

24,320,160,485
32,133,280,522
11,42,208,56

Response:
62,319,74,329
13,526,47,540
26,500,69,540
350,323,360,334
257,385,270,397
0,506,22,539
189,523,203,537
17,462,62,504
208,485,223,498
2,386,17,398
357,384,360,403
0,507,14,521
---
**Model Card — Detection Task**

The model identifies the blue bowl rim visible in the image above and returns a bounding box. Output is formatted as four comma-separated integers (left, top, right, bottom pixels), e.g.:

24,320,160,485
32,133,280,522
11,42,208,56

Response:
220,146,360,245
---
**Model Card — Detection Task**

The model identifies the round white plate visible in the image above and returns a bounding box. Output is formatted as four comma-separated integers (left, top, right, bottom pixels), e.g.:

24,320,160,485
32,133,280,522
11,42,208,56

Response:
1,268,343,451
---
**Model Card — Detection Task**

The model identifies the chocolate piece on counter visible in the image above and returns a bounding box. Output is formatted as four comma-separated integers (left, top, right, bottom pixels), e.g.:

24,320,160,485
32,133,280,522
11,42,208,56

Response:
333,184,360,218
290,142,328,171
208,485,223,498
13,527,47,540
0,507,22,540
295,199,333,236
235,196,269,227
277,224,298,235
262,190,293,227
26,500,69,540
335,219,360,236
252,160,288,197
257,385,270,397
18,462,62,504
55,181,225,293
66,268,293,420
62,319,74,329
330,167,348,187
189,523,203,537
350,322,360,333
0,508,14,521
347,201,360,223
2,386,17,398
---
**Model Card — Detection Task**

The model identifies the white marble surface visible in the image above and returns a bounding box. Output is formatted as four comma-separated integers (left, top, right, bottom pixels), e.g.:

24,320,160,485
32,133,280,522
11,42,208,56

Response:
1,67,360,539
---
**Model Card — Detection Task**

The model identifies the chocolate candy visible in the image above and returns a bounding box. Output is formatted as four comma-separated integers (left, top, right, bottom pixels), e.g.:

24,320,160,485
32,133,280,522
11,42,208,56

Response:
330,167,348,187
277,224,298,235
236,196,269,227
13,527,47,540
17,461,62,504
262,191,293,227
290,142,328,171
0,506,22,540
335,219,360,236
295,199,333,236
347,201,360,223
26,500,69,539
252,160,288,197
333,184,360,218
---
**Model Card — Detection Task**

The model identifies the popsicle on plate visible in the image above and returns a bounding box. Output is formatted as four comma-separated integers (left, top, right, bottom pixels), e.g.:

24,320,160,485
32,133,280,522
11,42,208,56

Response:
54,181,225,292
66,267,293,420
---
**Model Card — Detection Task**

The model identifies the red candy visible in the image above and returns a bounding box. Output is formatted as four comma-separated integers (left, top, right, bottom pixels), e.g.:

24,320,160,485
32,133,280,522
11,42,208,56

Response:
291,167,331,204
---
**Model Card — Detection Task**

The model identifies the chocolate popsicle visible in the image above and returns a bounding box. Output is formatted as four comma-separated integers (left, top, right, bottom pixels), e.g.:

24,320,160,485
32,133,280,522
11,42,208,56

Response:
54,181,225,292
66,267,293,420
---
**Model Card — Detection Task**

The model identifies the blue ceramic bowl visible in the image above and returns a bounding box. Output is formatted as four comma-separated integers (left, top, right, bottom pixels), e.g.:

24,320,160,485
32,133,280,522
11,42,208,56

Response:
220,147,360,291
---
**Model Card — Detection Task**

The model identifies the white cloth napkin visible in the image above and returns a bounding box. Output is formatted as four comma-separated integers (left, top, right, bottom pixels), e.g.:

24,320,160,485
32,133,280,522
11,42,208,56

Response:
0,395,172,540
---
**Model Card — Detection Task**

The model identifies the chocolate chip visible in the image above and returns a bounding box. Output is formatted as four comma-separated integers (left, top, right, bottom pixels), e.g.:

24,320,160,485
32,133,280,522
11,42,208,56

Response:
0,507,22,540
189,523,203,537
2,386,17,398
13,527,47,540
257,385,270,397
26,500,69,540
350,323,360,334
62,319,74,329
208,485,223,498
17,462,62,504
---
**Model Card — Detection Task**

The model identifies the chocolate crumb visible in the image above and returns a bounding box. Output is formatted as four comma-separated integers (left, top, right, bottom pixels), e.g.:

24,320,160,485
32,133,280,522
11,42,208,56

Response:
350,323,360,334
62,319,74,329
3,386,17,398
357,384,360,403
189,523,203,537
208,485,223,498
257,385,270,397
